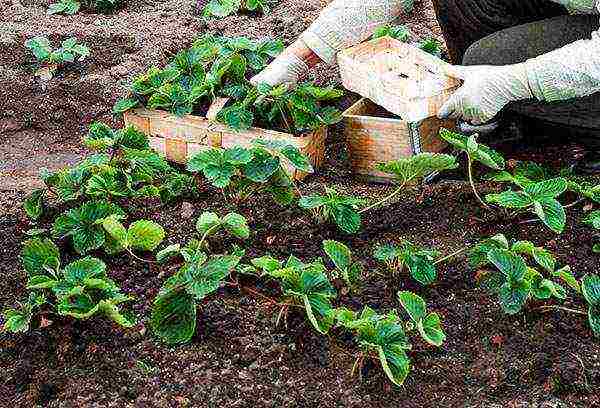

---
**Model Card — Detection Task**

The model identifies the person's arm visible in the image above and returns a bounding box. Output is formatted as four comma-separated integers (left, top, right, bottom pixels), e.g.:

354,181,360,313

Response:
439,2,600,125
252,0,414,86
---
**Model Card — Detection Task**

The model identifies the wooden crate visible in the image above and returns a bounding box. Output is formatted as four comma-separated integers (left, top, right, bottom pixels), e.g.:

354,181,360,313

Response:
343,98,456,182
123,104,327,180
338,37,461,122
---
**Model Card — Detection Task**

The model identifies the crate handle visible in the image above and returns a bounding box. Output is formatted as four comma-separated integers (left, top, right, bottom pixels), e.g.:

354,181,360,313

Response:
206,97,230,121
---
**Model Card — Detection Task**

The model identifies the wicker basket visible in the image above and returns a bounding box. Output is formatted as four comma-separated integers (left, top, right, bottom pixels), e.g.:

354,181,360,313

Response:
123,99,327,180
343,98,456,182
338,37,461,122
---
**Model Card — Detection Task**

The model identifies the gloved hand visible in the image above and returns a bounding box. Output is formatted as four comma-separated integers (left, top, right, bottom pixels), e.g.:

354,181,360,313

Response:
438,63,533,125
250,53,309,87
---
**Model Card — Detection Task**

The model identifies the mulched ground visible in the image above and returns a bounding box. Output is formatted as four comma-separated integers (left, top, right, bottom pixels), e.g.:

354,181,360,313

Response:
1,1,600,407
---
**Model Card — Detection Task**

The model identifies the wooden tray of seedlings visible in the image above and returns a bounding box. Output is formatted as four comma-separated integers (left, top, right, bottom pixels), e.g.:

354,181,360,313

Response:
338,36,461,122
123,98,327,181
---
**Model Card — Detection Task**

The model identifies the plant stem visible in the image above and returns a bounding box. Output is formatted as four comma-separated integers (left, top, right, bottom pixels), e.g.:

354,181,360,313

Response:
434,246,469,265
359,182,406,214
536,305,587,315
127,249,158,264
197,223,222,249
467,156,491,211
564,198,585,209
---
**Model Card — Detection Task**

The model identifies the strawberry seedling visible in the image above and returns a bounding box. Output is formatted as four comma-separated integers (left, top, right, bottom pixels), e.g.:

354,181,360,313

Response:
2,238,134,333
48,0,123,15
25,36,89,80
322,240,363,291
202,0,276,18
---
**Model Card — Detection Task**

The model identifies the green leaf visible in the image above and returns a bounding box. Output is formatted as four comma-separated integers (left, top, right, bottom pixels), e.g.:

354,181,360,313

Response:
524,178,567,200
376,153,457,184
100,214,127,252
439,129,505,170
222,213,250,239
397,291,426,322
127,220,165,252
151,289,197,344
377,345,411,387
373,243,403,262
588,305,600,337
582,274,600,306
2,308,33,333
63,257,106,282
583,211,600,230
196,212,221,235
21,238,60,276
27,275,59,290
243,150,280,182
156,244,182,263
113,98,139,114
417,312,446,346
223,147,253,165
485,191,532,208
552,266,580,293
533,197,566,234
332,205,362,234
468,234,509,268
487,249,527,281
302,294,334,334
323,240,351,271
24,189,45,220
498,279,531,314
406,255,437,285
182,255,241,299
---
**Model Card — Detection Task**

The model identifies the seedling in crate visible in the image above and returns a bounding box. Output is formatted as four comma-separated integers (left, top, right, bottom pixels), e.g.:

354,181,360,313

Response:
150,211,249,344
250,255,337,334
372,24,411,42
2,238,134,333
334,291,445,386
25,36,89,80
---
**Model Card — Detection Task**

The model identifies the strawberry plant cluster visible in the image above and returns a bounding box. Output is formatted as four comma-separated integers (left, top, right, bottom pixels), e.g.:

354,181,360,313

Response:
114,35,344,135
372,24,443,58
25,36,89,80
202,0,276,18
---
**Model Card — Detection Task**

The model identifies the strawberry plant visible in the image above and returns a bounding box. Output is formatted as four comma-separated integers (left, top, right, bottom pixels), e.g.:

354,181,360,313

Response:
373,241,440,285
150,211,249,344
250,254,337,334
439,128,505,210
3,238,134,333
469,234,577,314
582,274,600,337
298,187,365,234
48,0,123,15
334,291,445,386
218,82,343,134
25,36,89,80
485,178,568,234
418,37,443,58
583,211,600,253
202,0,276,18
372,24,410,42
322,240,363,290
187,140,310,205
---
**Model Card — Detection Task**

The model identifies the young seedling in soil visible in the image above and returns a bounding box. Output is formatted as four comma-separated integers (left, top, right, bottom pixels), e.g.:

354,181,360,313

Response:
2,238,134,333
202,0,276,18
187,139,310,205
322,240,364,292
581,274,600,337
250,254,337,334
25,36,89,80
48,0,123,15
582,211,600,253
150,211,249,344
334,291,445,386
300,153,457,234
469,234,579,315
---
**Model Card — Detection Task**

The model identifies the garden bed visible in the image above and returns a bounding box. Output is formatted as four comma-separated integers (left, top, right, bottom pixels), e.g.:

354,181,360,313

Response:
2,1,600,407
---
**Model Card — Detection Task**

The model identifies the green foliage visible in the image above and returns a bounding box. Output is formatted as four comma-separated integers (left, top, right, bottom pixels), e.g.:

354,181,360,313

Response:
252,255,337,334
372,24,411,42
298,187,365,234
100,216,166,254
418,37,443,58
470,235,575,314
335,291,444,386
187,141,309,205
23,189,45,221
376,153,458,185
485,161,549,188
439,129,505,171
221,82,343,134
582,274,600,337
322,240,363,290
48,0,123,15
203,0,276,18
25,36,89,71
373,241,440,285
52,201,126,254
486,178,568,234
583,210,600,230
196,211,250,239
3,239,134,333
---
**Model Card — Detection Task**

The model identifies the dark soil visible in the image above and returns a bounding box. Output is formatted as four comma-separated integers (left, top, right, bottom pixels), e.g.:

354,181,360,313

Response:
2,1,600,407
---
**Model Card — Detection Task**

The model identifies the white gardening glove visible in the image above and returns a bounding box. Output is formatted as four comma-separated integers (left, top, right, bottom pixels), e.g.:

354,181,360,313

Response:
438,63,533,125
250,53,309,87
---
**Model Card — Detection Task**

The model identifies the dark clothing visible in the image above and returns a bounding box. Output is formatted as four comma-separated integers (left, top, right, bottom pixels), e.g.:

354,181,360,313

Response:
432,0,600,140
